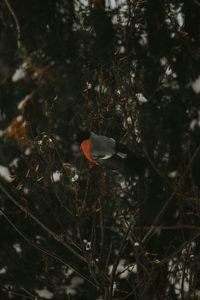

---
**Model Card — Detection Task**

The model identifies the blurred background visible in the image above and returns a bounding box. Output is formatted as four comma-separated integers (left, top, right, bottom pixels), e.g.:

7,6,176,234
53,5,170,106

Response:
1,0,200,299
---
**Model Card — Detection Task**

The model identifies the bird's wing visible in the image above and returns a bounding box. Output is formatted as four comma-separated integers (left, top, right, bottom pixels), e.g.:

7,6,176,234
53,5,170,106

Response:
90,133,116,159
97,154,113,160
116,152,127,159
96,154,131,175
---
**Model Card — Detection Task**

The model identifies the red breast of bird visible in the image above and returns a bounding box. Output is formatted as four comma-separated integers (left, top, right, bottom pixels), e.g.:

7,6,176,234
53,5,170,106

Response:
80,139,97,164
80,132,116,164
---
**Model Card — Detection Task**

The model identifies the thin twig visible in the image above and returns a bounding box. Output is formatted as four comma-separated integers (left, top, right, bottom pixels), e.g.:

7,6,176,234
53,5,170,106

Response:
0,183,87,263
0,208,98,288
193,0,200,8
4,0,22,51
142,144,200,244
109,220,135,299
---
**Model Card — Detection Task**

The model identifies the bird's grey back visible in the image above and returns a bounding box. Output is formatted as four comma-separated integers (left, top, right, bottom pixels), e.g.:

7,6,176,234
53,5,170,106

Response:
90,132,116,158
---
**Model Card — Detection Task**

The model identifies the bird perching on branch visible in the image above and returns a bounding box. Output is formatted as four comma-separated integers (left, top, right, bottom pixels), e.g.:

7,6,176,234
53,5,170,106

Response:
77,131,148,176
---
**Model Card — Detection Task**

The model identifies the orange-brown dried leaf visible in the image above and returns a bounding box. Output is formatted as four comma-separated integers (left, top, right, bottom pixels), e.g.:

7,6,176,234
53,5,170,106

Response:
4,115,32,147
18,91,35,111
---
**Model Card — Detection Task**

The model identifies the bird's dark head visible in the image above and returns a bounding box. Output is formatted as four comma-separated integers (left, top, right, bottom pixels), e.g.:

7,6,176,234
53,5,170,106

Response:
76,130,91,144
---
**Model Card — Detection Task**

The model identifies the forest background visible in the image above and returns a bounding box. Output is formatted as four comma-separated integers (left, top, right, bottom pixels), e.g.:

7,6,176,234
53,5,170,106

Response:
1,0,200,299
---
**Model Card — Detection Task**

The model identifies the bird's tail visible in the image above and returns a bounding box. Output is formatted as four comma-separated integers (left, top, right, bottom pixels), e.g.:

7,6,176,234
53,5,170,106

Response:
97,149,148,177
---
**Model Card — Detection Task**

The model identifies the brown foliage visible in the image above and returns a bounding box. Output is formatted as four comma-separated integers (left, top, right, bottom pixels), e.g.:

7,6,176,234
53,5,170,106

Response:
4,115,32,147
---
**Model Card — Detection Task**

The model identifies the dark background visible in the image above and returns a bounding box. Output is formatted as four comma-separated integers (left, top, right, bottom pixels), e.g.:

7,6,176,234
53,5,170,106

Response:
1,0,200,299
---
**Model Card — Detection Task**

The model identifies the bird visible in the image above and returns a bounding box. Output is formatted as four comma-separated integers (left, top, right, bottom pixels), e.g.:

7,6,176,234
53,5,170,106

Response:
77,130,148,176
